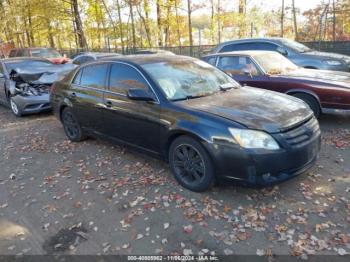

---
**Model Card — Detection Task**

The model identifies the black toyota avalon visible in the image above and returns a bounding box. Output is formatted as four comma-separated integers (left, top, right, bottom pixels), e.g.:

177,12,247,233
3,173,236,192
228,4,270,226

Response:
50,55,321,192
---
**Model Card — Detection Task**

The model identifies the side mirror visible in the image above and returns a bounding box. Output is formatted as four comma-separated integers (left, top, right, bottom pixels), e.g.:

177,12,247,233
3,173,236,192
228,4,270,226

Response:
277,47,288,56
127,88,156,102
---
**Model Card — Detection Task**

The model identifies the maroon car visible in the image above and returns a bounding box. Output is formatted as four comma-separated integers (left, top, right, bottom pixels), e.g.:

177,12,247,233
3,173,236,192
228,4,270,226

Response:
203,51,350,118
9,48,70,64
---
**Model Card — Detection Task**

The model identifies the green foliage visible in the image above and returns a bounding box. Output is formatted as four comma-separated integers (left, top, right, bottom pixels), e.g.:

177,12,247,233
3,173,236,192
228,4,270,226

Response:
0,0,349,50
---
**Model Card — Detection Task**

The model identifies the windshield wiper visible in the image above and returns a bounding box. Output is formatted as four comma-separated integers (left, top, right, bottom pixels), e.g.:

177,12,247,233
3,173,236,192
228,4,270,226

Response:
171,94,211,101
219,83,238,91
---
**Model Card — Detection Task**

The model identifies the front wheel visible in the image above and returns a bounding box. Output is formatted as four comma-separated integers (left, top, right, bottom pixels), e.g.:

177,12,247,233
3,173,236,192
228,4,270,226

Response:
169,136,215,192
9,97,22,117
61,107,87,142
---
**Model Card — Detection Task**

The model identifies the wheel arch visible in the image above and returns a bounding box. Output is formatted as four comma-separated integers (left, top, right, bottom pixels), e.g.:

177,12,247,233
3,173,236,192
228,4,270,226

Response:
164,130,209,162
58,99,73,122
286,89,321,106
303,66,318,69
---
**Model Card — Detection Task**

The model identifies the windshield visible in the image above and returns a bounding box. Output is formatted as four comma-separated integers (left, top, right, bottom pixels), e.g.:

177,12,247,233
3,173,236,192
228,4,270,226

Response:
31,49,62,58
253,53,299,75
4,60,53,72
280,39,311,53
141,59,240,101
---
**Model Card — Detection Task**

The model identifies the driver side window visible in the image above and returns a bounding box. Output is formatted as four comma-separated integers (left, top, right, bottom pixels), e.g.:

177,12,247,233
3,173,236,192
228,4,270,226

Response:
217,56,260,76
108,63,148,94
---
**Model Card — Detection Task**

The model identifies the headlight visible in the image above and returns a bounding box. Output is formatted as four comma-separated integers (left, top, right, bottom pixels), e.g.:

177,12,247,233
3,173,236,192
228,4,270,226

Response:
324,60,342,66
228,128,280,150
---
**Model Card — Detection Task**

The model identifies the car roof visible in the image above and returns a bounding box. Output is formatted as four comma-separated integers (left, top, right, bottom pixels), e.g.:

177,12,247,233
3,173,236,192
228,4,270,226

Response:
204,50,278,57
218,37,284,45
78,52,121,57
11,47,56,50
100,54,194,65
1,57,53,63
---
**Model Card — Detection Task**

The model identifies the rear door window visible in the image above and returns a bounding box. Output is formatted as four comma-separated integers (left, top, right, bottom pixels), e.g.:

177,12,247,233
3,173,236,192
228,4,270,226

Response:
108,63,148,94
80,64,108,89
218,56,260,76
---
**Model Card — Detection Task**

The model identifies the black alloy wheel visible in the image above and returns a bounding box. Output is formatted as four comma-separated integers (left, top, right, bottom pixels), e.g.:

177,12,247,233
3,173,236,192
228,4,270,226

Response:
61,107,86,142
169,136,215,192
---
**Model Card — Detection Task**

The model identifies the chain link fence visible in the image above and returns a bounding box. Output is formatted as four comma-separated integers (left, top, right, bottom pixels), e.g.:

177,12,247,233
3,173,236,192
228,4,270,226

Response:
61,41,350,59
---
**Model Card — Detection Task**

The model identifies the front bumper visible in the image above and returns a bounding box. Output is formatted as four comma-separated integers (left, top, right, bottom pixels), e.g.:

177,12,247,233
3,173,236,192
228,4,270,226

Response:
204,131,321,187
12,94,52,115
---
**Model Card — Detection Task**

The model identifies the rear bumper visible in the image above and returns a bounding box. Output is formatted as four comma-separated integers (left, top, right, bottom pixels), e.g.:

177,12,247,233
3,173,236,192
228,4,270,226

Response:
12,94,51,115
204,132,321,186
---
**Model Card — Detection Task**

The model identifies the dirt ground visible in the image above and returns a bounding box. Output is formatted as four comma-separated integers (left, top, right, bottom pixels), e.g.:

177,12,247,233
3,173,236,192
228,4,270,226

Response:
0,105,349,259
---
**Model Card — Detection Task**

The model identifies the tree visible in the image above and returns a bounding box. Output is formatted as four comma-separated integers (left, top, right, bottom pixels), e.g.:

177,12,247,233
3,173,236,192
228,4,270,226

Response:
292,0,298,40
281,0,284,37
71,0,87,48
187,0,193,51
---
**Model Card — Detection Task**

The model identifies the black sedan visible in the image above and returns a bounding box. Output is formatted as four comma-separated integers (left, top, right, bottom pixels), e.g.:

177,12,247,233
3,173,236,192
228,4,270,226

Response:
50,55,321,192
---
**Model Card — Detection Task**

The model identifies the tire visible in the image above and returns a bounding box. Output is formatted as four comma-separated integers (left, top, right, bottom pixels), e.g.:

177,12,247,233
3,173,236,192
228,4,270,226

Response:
9,97,22,117
61,107,87,142
292,93,321,118
168,136,215,192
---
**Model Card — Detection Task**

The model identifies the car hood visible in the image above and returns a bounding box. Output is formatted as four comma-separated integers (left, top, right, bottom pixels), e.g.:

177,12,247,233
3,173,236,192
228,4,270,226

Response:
9,63,77,84
177,87,313,133
303,50,350,61
280,68,350,88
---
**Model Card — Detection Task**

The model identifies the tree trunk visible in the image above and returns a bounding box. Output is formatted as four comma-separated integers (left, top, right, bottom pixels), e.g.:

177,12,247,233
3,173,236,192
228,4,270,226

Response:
332,0,336,42
217,0,221,43
164,1,171,47
174,0,181,47
129,2,136,50
156,0,163,47
281,0,284,37
292,0,298,40
211,0,215,44
71,0,87,49
238,0,246,37
115,0,125,53
187,0,193,56
136,1,152,47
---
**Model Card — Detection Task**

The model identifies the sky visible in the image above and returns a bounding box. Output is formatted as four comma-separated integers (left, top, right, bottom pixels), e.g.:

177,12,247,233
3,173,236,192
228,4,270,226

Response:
255,0,325,12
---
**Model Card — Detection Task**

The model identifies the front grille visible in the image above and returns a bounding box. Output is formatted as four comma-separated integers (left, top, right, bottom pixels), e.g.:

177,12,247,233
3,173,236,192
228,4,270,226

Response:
280,117,320,147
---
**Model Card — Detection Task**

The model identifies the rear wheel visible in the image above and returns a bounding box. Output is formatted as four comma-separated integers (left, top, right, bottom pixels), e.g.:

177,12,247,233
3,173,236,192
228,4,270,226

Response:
9,97,22,117
292,93,321,118
169,136,215,192
61,107,87,142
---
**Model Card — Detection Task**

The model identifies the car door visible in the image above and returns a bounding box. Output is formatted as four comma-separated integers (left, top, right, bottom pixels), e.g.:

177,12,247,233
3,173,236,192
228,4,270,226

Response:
70,63,108,132
102,62,161,153
0,62,6,103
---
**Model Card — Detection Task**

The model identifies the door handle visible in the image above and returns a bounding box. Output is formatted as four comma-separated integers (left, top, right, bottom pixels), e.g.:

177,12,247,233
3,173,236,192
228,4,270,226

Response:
105,100,112,108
